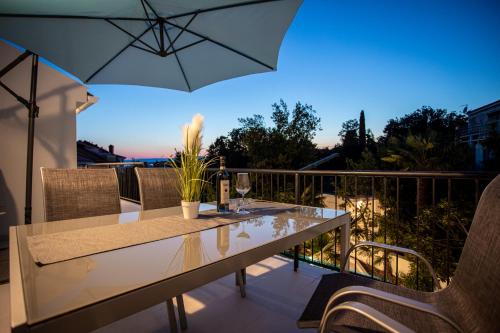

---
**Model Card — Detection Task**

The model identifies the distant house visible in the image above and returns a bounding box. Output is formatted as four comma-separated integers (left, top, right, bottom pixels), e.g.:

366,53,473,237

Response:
459,99,500,168
77,140,126,166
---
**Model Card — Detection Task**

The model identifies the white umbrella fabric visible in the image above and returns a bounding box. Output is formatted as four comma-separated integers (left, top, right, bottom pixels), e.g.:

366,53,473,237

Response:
0,0,302,91
0,0,302,223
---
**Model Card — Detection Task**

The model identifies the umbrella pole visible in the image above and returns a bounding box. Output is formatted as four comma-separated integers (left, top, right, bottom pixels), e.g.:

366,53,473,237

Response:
24,53,39,225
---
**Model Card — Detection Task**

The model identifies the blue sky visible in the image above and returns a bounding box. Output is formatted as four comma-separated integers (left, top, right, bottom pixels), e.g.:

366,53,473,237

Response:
76,0,500,159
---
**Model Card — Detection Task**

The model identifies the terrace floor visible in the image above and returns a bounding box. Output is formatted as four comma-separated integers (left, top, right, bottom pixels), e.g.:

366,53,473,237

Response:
0,252,329,333
94,256,327,333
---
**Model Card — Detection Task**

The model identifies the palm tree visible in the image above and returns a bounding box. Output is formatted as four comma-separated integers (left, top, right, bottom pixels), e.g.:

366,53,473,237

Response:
382,133,439,208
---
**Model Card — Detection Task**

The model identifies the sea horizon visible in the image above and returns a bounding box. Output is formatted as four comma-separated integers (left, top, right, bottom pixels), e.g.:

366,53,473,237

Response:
125,157,171,163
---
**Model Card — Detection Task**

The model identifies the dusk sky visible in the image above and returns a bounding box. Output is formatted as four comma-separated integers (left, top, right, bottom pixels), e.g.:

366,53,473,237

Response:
76,0,500,159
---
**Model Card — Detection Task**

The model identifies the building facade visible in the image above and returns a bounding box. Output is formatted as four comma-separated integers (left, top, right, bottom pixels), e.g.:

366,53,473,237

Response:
0,41,96,238
459,99,500,169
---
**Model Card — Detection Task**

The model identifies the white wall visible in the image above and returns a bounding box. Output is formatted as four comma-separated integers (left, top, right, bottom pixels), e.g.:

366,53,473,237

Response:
0,41,90,238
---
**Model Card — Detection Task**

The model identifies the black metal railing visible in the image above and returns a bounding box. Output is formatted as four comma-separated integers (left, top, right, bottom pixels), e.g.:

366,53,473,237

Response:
205,168,496,291
92,162,496,291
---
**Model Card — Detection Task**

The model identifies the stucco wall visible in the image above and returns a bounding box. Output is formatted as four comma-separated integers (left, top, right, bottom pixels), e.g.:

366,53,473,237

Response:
0,41,89,238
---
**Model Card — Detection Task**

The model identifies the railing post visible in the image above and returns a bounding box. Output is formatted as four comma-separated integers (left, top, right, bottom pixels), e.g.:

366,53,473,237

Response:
294,172,300,204
340,215,350,268
294,245,299,272
294,172,300,271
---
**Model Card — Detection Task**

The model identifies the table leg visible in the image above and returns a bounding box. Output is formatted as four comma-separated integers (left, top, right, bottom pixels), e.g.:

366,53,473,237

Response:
235,268,246,285
236,270,246,298
294,245,299,272
176,295,187,330
241,268,246,285
340,217,351,266
166,299,178,333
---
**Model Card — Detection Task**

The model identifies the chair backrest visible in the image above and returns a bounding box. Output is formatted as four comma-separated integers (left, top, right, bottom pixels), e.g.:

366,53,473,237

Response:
440,175,500,332
135,167,180,211
41,168,121,222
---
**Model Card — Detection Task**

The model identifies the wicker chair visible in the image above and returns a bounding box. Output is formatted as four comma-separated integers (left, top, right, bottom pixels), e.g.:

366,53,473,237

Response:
135,167,187,331
299,175,500,333
135,167,180,211
41,167,121,222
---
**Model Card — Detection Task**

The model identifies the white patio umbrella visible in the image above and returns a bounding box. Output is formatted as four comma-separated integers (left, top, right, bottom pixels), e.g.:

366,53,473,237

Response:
0,0,302,91
0,0,302,223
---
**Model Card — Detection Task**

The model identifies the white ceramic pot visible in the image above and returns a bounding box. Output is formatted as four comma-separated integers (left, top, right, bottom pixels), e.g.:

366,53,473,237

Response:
181,201,200,219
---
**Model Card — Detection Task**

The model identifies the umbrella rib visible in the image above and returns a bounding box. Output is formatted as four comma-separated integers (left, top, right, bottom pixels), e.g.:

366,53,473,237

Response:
147,0,199,57
85,23,158,82
166,13,198,53
165,38,207,57
142,0,161,18
164,26,192,92
165,21,274,70
105,19,158,53
140,0,161,49
164,0,285,20
0,80,29,108
142,0,282,71
130,44,158,55
0,50,31,79
0,51,32,107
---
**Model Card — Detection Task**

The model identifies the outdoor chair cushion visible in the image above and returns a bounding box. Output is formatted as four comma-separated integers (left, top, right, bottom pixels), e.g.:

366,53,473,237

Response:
298,273,456,332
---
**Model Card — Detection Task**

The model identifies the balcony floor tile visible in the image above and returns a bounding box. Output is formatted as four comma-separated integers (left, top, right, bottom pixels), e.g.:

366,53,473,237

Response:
94,256,329,333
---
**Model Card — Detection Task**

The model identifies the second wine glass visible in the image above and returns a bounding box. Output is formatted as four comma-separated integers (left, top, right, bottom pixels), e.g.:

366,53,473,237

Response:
236,173,251,214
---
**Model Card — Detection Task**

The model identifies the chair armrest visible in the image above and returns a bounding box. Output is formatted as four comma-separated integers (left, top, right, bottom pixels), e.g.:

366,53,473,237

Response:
319,301,415,333
341,241,441,290
320,286,462,333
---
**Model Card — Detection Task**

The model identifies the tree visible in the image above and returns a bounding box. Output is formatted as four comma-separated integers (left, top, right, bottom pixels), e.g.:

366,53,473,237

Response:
380,106,472,170
337,119,360,163
206,130,248,168
339,119,359,145
206,99,321,169
382,106,466,144
359,110,366,151
381,133,439,171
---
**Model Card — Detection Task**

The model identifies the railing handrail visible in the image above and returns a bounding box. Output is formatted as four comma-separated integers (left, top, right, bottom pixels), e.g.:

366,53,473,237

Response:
208,168,497,179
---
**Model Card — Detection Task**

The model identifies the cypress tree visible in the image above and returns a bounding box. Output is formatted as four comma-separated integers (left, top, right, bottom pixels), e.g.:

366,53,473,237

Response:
359,110,366,151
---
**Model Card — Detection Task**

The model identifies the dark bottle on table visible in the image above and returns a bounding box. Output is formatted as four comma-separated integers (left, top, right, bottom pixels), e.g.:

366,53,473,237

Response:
216,156,230,213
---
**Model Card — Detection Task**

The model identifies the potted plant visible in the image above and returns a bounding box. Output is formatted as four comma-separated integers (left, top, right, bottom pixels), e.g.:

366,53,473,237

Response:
172,114,212,219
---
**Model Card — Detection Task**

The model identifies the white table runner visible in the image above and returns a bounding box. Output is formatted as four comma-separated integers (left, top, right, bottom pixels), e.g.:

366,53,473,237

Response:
27,201,296,265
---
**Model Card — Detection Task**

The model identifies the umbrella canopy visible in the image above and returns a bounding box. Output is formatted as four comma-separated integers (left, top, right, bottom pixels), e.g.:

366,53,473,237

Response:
0,0,302,91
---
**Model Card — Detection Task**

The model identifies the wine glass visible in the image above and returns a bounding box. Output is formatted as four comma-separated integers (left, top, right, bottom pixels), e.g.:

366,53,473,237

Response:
236,173,251,214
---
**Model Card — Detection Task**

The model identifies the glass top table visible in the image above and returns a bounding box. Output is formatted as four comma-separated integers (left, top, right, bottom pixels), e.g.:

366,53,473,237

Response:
10,202,349,333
